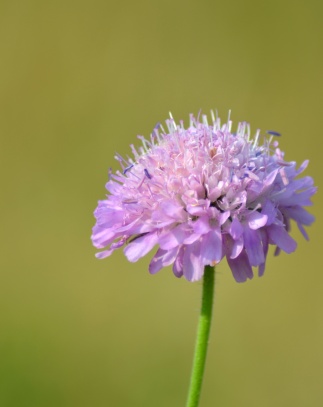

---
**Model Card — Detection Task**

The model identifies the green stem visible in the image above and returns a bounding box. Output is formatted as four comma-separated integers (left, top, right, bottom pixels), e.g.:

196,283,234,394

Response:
186,265,215,407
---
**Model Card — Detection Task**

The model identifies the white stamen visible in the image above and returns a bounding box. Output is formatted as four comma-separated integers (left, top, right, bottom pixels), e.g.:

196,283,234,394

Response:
253,129,260,148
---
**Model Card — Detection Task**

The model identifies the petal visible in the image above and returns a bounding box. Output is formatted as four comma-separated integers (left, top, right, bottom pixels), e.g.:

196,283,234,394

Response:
267,225,297,253
200,229,222,263
297,222,309,241
192,216,211,235
227,250,253,283
94,210,124,228
91,226,116,249
274,246,281,256
258,262,266,277
248,169,279,201
278,187,317,207
295,159,309,175
150,201,182,227
149,247,179,274
159,224,190,250
261,200,277,225
124,232,159,262
230,237,244,259
95,249,114,259
186,206,207,217
183,233,201,245
219,211,231,225
263,169,279,191
248,211,268,230
183,241,204,282
158,199,187,221
243,227,265,267
230,218,243,239
286,206,315,226
260,229,269,258
173,247,184,278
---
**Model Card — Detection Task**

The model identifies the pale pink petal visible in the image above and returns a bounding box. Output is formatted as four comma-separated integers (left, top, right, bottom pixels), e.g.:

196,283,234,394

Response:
200,229,222,263
230,237,244,259
124,232,159,262
172,247,184,278
159,224,190,250
149,247,179,274
183,241,204,282
248,212,268,230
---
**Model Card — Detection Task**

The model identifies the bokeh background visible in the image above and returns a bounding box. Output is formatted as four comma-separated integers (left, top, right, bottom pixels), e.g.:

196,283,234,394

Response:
0,1,322,406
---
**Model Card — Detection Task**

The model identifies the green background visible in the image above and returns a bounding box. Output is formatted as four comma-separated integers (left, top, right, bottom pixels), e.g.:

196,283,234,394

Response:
1,1,322,406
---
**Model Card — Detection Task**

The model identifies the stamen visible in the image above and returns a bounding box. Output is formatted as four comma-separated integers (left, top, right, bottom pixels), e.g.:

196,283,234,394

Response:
123,164,134,175
137,135,151,152
114,153,129,165
266,130,281,137
253,129,260,148
210,110,215,124
144,168,152,179
108,167,112,181
152,122,162,144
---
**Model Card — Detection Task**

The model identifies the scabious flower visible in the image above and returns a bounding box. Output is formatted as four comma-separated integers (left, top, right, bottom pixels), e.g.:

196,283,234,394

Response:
92,112,316,282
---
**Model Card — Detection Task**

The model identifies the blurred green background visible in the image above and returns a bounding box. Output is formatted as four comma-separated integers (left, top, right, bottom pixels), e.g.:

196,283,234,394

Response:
0,1,322,406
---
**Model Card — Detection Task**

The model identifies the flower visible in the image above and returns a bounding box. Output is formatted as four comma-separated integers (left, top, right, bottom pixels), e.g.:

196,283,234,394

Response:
92,112,316,282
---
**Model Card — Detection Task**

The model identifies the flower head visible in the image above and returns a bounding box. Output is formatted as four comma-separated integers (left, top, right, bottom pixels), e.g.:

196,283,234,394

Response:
92,112,316,282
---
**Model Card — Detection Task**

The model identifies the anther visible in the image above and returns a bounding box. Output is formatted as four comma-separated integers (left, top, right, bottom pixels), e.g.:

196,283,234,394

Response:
144,168,152,179
123,164,134,175
266,130,281,137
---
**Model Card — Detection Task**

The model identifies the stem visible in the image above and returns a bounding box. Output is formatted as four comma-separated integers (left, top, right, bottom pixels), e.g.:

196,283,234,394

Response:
186,265,215,407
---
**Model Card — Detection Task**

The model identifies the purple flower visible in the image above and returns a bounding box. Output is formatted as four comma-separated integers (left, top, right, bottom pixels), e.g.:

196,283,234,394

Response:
92,112,316,282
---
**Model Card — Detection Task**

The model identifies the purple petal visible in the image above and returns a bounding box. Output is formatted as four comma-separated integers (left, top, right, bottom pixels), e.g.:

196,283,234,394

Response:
278,187,317,207
258,262,266,277
183,233,201,245
230,218,243,239
248,169,278,201
91,226,116,249
158,199,187,221
159,224,190,250
274,246,281,256
263,169,279,190
261,200,277,225
227,250,253,283
105,180,123,194
297,222,309,241
115,217,141,233
192,216,211,235
149,247,179,274
268,225,297,253
173,247,184,278
219,211,231,225
271,176,313,201
94,209,124,228
243,227,265,266
286,206,315,226
260,229,269,257
200,229,222,263
230,237,244,259
124,232,159,262
186,200,209,216
95,249,114,259
182,241,204,282
295,159,309,175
